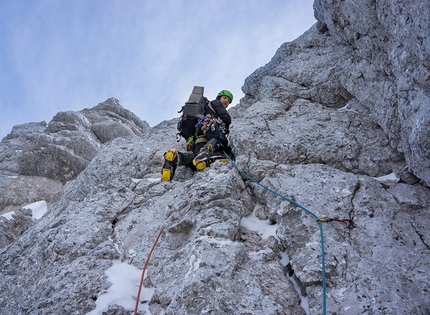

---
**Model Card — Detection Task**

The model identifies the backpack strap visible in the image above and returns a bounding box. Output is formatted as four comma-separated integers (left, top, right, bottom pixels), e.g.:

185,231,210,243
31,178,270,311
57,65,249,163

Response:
207,102,216,115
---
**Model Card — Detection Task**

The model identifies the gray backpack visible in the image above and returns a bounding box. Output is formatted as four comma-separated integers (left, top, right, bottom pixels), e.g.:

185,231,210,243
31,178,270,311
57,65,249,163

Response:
177,86,209,140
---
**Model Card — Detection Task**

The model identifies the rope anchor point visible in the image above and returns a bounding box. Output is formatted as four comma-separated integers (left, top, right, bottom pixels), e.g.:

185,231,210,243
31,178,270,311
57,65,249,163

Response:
317,215,355,229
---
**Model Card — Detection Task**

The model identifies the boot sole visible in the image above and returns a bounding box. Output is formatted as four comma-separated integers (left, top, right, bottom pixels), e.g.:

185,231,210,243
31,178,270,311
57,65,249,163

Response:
195,161,206,171
161,149,177,181
165,150,176,161
161,168,173,181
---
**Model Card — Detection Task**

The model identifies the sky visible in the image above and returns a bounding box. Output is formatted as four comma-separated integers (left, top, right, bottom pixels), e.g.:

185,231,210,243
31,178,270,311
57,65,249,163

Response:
0,0,316,140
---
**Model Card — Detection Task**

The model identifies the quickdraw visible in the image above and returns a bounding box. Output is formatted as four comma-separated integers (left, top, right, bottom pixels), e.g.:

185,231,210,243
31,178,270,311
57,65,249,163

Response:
316,215,355,229
201,117,217,132
200,115,226,133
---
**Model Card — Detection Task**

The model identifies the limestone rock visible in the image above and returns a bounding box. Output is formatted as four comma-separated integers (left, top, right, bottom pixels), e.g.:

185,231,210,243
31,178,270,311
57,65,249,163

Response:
251,162,430,315
16,97,149,183
313,0,430,183
0,98,149,186
0,208,34,249
230,97,404,178
0,99,150,247
0,1,429,315
0,121,47,175
0,176,63,214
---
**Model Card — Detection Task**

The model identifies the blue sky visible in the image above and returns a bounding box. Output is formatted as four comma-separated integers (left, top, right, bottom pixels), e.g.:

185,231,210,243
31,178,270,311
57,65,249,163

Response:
0,0,316,139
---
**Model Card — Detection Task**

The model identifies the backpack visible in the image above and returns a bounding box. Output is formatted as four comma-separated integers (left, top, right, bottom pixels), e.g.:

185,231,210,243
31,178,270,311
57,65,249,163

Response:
177,86,209,140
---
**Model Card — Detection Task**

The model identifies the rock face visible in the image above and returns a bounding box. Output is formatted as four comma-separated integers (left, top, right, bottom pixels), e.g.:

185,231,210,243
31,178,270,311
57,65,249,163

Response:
0,176,63,212
0,97,149,192
16,98,149,183
0,98,149,247
313,0,430,184
0,1,429,315
0,121,47,191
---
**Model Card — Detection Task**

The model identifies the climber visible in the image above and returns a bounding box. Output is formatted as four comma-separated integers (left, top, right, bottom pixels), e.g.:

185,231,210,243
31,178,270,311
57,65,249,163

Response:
161,90,233,181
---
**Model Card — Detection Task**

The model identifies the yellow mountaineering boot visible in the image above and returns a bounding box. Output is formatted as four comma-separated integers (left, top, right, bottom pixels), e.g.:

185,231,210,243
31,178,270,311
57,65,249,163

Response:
193,150,209,171
161,148,179,181
195,160,207,171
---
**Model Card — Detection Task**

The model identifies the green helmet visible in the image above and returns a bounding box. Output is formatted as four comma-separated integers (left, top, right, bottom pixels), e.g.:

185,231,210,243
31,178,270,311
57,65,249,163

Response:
217,90,233,103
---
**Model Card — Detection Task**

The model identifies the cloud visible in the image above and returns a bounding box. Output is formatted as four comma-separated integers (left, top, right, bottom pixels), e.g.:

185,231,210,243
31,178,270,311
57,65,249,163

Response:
0,0,316,139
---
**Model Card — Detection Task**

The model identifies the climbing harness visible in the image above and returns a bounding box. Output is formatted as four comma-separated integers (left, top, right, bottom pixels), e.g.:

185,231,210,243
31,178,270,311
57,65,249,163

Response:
223,152,355,315
134,212,171,315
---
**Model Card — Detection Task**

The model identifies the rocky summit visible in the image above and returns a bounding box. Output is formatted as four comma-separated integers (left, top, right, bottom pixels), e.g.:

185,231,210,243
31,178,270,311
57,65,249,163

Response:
0,1,429,314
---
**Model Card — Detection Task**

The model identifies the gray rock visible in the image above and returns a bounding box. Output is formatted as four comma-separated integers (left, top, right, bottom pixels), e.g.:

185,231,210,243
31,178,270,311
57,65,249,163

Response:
17,98,150,183
0,99,150,249
0,207,34,248
0,121,47,175
313,0,430,184
0,115,428,314
250,162,430,315
0,98,150,185
0,176,63,214
230,97,404,177
0,175,64,248
0,1,430,315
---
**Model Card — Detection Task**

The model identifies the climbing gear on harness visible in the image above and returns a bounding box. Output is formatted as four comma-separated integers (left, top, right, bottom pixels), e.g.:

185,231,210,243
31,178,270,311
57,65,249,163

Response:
195,135,208,144
203,139,217,154
185,136,195,151
161,148,179,181
199,115,226,134
316,215,355,228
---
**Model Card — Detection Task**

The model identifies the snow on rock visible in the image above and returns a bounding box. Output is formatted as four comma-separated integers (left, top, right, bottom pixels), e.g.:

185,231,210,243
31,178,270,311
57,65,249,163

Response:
23,200,48,220
0,1,430,315
0,175,63,213
87,260,153,315
1,211,15,220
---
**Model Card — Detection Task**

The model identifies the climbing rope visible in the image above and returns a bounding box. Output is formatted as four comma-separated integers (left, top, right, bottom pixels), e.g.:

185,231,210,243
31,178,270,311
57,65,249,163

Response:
134,155,354,315
223,153,354,315
134,212,171,315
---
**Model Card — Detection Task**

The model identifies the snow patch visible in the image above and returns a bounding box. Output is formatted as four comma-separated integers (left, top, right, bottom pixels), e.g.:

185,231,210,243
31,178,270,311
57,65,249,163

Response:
240,211,279,241
373,172,398,181
1,211,15,220
23,200,48,220
337,104,357,113
185,254,202,278
86,261,154,315
131,177,160,183
240,205,310,315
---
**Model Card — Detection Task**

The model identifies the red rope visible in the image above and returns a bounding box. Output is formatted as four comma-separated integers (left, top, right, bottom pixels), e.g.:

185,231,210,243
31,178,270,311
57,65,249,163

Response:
134,212,170,315
316,215,355,229
332,218,355,229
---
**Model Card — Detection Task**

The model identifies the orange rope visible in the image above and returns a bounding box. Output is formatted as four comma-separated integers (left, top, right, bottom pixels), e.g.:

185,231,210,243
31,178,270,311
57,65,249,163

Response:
134,212,170,315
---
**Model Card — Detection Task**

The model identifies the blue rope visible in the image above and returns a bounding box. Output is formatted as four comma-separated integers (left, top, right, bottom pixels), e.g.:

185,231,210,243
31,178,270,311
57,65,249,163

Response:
224,153,327,315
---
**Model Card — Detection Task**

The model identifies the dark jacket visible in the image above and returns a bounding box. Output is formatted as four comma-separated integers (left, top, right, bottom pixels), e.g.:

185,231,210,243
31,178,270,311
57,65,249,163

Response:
204,100,231,130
